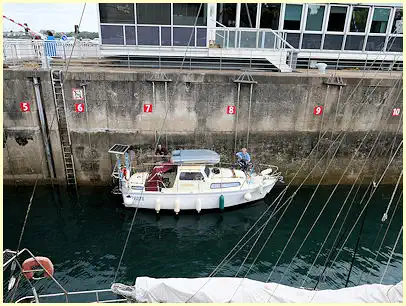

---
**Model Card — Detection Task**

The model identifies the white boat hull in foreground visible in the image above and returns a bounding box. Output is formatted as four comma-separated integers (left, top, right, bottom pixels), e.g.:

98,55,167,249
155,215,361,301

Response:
112,277,403,303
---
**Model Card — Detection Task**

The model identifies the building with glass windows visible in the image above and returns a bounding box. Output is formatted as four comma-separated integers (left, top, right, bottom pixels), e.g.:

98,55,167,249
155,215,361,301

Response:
98,3,403,71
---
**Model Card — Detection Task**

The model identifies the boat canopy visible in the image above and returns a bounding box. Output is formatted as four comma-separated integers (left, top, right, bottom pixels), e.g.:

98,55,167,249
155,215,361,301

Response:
170,150,220,165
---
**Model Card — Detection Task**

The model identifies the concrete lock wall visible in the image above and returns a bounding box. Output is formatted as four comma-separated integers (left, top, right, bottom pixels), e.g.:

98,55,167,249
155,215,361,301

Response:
3,69,403,186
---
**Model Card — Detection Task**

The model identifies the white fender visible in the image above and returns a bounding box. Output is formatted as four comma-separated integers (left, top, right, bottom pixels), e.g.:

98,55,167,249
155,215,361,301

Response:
196,198,202,213
174,199,180,215
123,195,133,205
155,198,161,213
244,192,252,201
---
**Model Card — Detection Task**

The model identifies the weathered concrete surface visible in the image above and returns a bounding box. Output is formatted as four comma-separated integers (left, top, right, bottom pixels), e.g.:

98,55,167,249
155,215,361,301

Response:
3,68,402,186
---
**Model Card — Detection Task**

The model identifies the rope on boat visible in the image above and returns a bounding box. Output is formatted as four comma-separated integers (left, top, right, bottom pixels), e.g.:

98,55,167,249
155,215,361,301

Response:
379,226,403,284
381,170,403,222
359,191,402,285
322,140,402,281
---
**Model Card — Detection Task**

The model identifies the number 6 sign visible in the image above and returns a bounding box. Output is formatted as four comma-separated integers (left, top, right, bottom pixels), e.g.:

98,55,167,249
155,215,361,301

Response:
226,105,236,114
75,103,85,113
314,106,323,115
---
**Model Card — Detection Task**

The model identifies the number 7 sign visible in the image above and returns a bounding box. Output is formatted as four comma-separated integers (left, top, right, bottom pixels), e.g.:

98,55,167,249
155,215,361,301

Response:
144,104,152,113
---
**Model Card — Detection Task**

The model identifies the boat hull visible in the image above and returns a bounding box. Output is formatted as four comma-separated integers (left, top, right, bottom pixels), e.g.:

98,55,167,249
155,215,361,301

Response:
121,178,277,212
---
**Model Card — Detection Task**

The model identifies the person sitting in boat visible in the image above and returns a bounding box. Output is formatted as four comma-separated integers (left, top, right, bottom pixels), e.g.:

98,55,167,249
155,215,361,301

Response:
232,148,253,177
154,144,169,162
155,144,168,156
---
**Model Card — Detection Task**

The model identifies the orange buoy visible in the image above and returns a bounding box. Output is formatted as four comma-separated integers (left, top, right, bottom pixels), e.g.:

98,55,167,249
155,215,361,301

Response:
22,256,54,280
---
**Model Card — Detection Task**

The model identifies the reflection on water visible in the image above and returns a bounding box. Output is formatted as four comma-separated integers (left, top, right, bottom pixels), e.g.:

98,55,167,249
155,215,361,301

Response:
3,184,402,301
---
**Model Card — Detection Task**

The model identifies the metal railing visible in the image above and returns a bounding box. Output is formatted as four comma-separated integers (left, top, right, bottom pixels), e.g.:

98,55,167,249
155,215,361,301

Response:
3,248,126,303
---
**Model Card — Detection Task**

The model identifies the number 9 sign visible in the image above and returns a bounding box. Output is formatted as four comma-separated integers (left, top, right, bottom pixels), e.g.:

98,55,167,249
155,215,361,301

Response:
75,103,85,113
314,106,323,116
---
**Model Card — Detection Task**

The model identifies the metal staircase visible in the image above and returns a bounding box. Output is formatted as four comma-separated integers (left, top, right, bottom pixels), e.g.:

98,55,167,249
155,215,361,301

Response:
51,70,77,187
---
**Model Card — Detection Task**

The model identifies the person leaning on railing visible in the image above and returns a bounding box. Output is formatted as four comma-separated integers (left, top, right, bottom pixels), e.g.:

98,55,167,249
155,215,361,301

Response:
154,144,169,162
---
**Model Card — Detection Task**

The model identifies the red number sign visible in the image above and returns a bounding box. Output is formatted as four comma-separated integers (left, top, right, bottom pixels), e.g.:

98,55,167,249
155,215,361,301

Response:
144,104,152,113
226,105,236,114
392,108,401,116
75,103,85,113
20,102,30,112
314,106,323,115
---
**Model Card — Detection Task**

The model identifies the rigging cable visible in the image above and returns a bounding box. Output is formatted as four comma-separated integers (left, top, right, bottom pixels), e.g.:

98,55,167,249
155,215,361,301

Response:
358,190,402,284
308,140,403,301
186,25,401,302
113,4,204,284
298,75,403,288
379,226,403,284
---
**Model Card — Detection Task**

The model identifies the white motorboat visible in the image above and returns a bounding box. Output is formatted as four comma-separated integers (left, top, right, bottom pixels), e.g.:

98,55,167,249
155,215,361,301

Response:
108,145,282,213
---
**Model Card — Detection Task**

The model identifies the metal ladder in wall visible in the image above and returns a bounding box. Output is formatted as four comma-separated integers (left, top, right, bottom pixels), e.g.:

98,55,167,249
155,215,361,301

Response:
51,70,77,187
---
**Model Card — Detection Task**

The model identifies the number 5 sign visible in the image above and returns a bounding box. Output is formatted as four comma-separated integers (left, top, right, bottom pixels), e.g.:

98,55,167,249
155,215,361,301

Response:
20,102,30,112
75,103,85,113
226,105,236,114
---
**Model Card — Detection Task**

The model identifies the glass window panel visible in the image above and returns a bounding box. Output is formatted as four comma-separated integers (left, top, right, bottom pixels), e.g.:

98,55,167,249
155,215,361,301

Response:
99,4,135,24
306,5,325,31
350,7,369,32
344,35,365,50
136,4,171,25
284,4,302,30
196,28,207,46
124,26,136,45
100,25,124,45
161,27,171,46
173,27,195,46
327,6,347,31
173,3,207,26
240,31,257,48
323,34,343,50
262,31,276,48
365,36,386,51
260,3,281,30
387,36,402,52
302,34,322,49
216,3,237,27
285,33,300,48
370,8,390,33
137,26,159,45
391,9,403,34
240,3,257,28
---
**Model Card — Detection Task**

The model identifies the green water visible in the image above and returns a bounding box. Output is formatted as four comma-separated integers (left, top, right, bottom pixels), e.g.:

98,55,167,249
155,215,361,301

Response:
3,184,402,302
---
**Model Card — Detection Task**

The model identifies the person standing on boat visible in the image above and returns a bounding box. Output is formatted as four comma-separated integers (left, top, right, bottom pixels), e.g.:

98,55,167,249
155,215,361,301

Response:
232,148,252,177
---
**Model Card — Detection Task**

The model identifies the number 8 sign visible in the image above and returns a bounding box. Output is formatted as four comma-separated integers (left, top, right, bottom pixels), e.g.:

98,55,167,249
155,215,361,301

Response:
75,103,85,113
226,105,236,114
314,106,323,115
